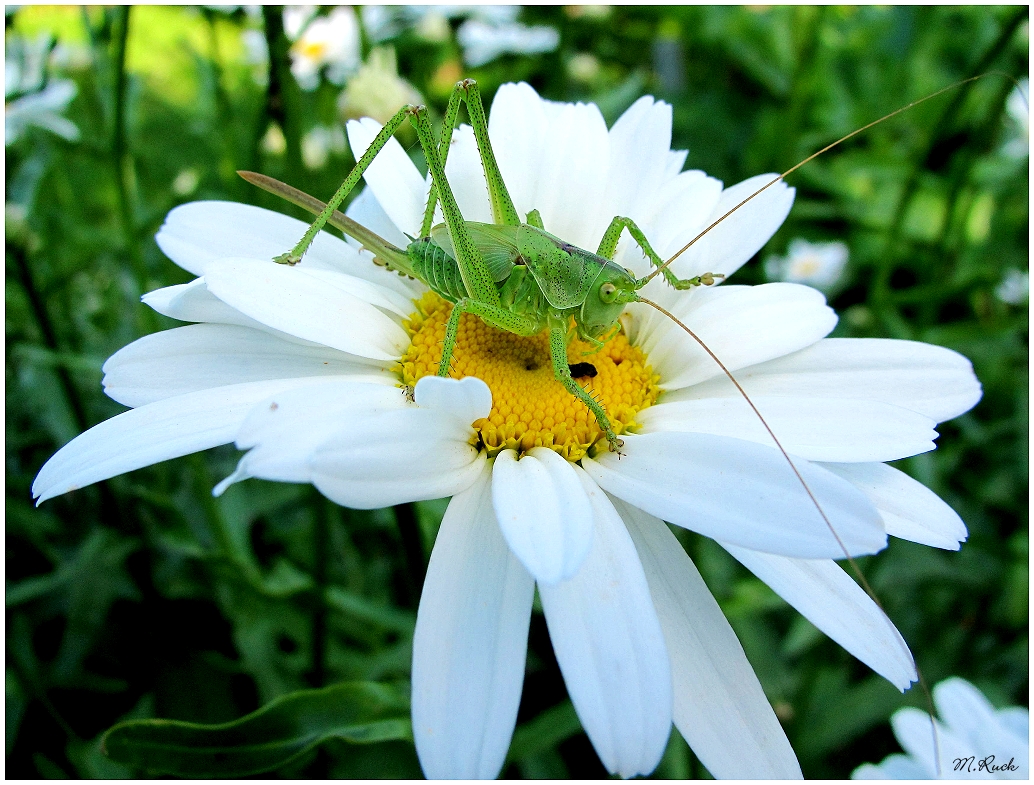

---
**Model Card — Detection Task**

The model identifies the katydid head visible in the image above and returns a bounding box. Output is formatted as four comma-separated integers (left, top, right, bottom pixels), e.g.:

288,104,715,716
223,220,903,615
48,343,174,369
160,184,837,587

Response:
579,261,639,340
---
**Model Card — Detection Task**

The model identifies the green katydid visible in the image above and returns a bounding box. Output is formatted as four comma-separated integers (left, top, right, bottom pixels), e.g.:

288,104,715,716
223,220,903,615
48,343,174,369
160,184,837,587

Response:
252,79,727,454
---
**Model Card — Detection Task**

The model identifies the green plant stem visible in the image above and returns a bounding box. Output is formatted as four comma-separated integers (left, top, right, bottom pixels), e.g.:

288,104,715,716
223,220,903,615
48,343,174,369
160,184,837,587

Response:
258,6,303,175
108,7,150,309
10,244,89,433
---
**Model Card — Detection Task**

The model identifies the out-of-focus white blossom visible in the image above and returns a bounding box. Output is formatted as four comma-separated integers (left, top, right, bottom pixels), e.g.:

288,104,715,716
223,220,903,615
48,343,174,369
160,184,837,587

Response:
1002,78,1029,159
457,18,560,67
362,5,523,45
565,5,612,20
338,47,422,126
995,269,1029,305
567,52,601,83
284,5,360,91
853,677,1028,779
260,123,286,156
765,238,849,292
415,10,452,43
301,124,347,170
172,169,201,197
5,33,80,145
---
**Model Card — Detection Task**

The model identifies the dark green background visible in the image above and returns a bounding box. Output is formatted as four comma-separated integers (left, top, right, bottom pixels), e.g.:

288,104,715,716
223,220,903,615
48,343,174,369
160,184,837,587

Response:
6,5,1028,778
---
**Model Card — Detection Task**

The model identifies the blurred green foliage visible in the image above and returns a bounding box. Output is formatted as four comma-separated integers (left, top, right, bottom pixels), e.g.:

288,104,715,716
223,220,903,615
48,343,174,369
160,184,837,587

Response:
6,5,1027,779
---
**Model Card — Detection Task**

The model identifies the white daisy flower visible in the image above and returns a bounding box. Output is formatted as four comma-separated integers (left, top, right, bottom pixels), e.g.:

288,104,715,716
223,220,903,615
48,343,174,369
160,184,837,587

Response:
766,238,849,292
457,18,560,67
852,677,1028,779
994,268,1029,305
32,83,982,779
284,5,360,91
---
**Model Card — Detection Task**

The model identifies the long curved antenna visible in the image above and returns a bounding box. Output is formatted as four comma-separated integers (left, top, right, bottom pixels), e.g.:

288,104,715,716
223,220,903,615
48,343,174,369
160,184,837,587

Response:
640,75,987,286
634,294,916,667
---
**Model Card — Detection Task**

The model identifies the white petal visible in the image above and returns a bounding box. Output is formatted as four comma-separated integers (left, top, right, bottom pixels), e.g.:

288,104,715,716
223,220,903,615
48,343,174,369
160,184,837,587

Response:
852,754,931,779
203,258,409,361
603,95,675,225
489,82,549,222
346,117,428,236
32,379,315,504
821,462,968,550
721,544,917,690
491,448,593,584
672,337,983,424
534,101,610,249
413,375,492,423
344,186,410,248
669,173,795,282
892,708,979,779
933,678,1029,771
582,432,886,559
308,408,486,508
615,497,802,779
218,380,410,492
639,283,837,392
642,396,938,462
102,323,392,407
143,279,280,331
155,200,388,279
538,468,671,779
412,463,535,779
443,123,495,224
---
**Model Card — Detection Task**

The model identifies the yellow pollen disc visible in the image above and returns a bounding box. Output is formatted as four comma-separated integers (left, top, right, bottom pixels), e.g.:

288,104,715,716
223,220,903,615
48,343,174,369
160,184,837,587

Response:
398,292,661,462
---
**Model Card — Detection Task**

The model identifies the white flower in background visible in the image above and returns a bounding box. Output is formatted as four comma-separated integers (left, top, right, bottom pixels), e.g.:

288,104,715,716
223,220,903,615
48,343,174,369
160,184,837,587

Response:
301,124,347,170
457,18,560,67
284,5,360,91
567,52,602,84
259,122,286,156
766,238,849,292
853,678,1028,779
5,33,80,146
1002,78,1029,159
338,47,423,126
5,79,80,145
995,268,1029,305
33,83,982,779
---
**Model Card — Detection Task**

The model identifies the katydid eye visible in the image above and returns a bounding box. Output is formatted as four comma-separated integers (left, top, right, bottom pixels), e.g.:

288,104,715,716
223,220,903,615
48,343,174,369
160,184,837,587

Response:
599,282,618,303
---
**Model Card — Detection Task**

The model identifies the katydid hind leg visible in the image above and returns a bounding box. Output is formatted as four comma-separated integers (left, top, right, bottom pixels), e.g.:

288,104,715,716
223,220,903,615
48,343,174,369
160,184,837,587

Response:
274,106,412,265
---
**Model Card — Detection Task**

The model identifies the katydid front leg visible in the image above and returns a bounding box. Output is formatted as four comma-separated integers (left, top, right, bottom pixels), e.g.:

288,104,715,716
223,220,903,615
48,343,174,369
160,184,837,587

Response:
548,315,624,453
596,216,725,290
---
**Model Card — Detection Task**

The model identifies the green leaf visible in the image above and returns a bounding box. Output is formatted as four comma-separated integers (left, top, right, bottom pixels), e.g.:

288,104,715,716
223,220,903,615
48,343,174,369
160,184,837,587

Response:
101,682,412,777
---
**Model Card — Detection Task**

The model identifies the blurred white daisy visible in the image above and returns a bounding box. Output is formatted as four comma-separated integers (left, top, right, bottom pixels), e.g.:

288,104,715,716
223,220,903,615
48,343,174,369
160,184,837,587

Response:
300,124,346,170
337,47,422,126
5,33,80,146
284,5,360,91
457,18,560,67
1002,78,1029,159
995,268,1029,305
766,238,849,292
853,677,1028,779
33,83,982,779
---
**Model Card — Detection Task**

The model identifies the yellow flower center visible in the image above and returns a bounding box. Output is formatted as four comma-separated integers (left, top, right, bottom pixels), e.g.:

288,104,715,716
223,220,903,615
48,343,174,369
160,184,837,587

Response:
399,293,660,462
296,39,328,62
